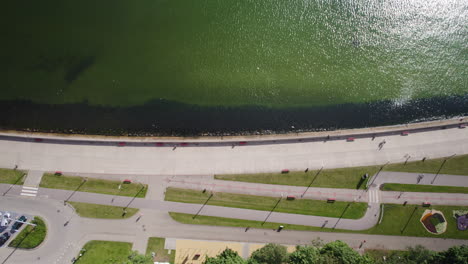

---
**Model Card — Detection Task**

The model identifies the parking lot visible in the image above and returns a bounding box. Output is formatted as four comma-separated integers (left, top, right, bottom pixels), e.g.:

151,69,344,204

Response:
0,210,32,248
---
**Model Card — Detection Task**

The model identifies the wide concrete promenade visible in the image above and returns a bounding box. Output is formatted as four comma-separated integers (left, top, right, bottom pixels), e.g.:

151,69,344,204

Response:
0,126,467,175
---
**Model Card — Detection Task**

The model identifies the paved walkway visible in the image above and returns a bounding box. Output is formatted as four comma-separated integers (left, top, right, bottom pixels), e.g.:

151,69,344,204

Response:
0,126,466,175
19,170,44,198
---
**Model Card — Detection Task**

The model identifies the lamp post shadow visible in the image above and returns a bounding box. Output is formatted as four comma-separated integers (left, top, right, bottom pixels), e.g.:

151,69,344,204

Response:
262,196,282,226
3,172,26,196
64,178,87,205
332,203,351,229
123,183,146,211
301,167,323,198
193,193,214,220
401,206,418,234
1,225,36,264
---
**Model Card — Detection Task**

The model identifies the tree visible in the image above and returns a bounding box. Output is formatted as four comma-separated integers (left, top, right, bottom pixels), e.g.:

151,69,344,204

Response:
435,245,468,264
288,246,321,264
249,243,288,264
124,251,153,264
319,241,373,264
403,245,436,264
204,248,246,264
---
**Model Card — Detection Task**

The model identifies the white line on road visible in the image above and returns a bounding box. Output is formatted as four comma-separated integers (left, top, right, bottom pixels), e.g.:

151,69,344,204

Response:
22,186,38,190
21,189,38,194
20,193,36,197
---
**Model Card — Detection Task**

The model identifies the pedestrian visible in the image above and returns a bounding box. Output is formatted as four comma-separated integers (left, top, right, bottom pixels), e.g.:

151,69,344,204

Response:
305,168,309,173
122,210,127,217
422,157,426,162
13,165,17,170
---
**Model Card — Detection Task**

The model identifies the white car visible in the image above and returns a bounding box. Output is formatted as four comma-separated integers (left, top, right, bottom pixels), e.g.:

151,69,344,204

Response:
0,212,11,227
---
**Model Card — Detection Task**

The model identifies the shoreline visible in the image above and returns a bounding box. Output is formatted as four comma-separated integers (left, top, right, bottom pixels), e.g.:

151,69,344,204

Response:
0,116,465,143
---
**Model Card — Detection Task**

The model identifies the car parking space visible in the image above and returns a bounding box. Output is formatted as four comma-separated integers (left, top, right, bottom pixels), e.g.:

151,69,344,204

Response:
0,210,33,248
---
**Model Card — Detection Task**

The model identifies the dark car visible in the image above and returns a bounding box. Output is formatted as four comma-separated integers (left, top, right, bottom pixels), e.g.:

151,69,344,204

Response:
11,216,27,232
0,233,10,247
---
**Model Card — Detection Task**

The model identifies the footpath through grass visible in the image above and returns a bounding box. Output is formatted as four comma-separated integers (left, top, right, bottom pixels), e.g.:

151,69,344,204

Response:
384,154,468,176
40,173,147,198
75,240,132,264
382,183,468,194
146,237,176,263
69,202,138,219
215,165,379,190
165,187,367,219
0,168,26,185
9,216,46,249
169,204,468,240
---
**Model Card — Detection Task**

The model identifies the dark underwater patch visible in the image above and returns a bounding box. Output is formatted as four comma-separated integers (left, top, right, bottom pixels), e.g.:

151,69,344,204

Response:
0,94,466,136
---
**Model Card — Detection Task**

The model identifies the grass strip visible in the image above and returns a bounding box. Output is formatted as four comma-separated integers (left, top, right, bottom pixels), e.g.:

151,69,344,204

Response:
75,240,132,264
215,166,379,190
0,168,26,185
69,201,138,219
40,173,147,198
384,154,468,176
165,187,367,219
9,216,46,249
382,183,468,194
146,237,176,263
169,204,468,239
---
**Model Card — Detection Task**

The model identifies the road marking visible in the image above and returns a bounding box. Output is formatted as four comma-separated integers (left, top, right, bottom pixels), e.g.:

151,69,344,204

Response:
20,186,39,197
21,189,38,193
22,186,38,190
20,193,36,197
368,190,380,204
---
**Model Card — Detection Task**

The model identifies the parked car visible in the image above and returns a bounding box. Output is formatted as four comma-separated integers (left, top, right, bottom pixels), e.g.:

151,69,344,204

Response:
0,233,10,247
11,215,27,231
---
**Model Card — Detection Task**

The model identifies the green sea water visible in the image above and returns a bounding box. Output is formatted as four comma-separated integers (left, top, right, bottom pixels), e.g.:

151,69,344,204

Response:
1,0,467,109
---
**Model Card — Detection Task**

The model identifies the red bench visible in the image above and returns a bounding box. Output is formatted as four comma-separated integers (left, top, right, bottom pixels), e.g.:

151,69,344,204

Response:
281,169,290,174
327,198,336,203
401,131,409,136
34,138,43,142
155,142,164,146
180,143,189,146
422,202,431,207
346,137,355,142
286,195,295,200
54,171,62,176
239,141,247,145
118,142,126,146
123,179,132,184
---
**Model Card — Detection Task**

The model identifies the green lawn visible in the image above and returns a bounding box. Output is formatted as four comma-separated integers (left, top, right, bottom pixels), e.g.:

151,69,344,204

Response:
215,165,380,190
40,173,147,198
75,240,132,264
382,183,468,194
169,204,468,239
384,154,468,176
146,237,176,263
165,187,367,219
9,217,47,249
69,201,138,219
0,168,26,185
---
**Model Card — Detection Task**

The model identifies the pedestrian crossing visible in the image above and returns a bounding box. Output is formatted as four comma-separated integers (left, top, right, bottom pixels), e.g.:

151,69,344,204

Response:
20,186,38,197
368,189,380,204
